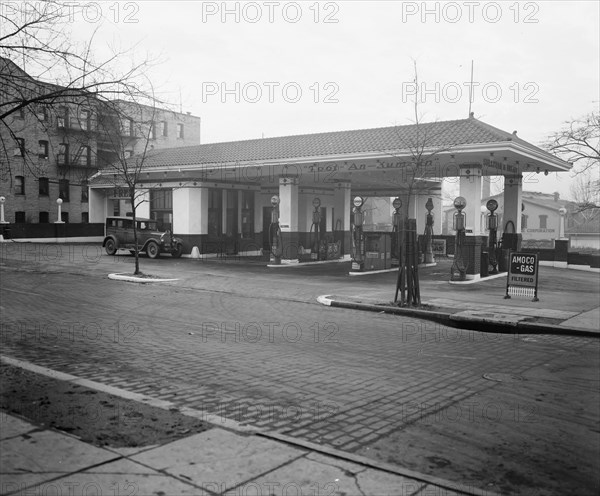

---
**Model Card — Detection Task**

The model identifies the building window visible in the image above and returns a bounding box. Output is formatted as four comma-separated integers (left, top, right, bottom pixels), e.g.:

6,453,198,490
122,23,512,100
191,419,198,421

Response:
38,140,49,159
176,123,184,139
121,118,133,136
15,176,25,195
150,189,173,231
16,107,25,119
58,143,69,165
39,211,49,223
39,177,49,196
150,121,156,140
15,211,26,223
36,106,48,121
161,121,168,137
81,181,89,202
124,150,133,159
539,215,547,229
241,191,254,238
521,215,528,229
208,188,223,238
81,212,89,223
61,212,69,223
59,179,70,202
75,145,91,166
14,138,25,156
57,107,68,128
80,109,90,130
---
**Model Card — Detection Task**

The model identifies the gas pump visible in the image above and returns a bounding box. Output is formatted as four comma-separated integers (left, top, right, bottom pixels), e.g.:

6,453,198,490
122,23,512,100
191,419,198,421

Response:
269,195,282,264
351,196,365,270
486,199,499,274
310,197,322,261
392,197,402,265
450,196,467,281
423,197,435,264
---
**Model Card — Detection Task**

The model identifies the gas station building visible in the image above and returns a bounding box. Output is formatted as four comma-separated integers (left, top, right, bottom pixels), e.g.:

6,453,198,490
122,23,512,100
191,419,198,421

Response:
89,115,572,270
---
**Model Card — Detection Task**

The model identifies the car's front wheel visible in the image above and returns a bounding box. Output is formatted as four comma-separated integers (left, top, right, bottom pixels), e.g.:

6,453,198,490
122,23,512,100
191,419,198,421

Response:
171,243,183,258
146,241,160,259
105,238,117,256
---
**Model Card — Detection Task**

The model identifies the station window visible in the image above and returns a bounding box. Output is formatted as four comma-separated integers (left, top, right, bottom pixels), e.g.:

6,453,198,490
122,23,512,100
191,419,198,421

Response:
161,121,168,137
176,123,184,139
539,215,547,229
39,211,49,223
81,212,89,223
150,189,173,231
150,121,156,140
241,191,254,238
521,215,528,229
208,188,222,238
61,212,69,223
15,211,26,223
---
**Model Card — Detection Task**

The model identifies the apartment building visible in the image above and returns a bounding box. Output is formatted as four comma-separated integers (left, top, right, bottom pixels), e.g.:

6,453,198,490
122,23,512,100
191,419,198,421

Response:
0,57,200,227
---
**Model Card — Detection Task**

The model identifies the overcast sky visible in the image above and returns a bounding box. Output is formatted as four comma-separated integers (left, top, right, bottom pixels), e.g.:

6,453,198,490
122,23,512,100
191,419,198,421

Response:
69,0,599,198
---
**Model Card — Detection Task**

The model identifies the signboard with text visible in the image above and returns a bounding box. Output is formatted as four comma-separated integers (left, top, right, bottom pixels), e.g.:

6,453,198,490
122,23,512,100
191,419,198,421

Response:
505,252,539,301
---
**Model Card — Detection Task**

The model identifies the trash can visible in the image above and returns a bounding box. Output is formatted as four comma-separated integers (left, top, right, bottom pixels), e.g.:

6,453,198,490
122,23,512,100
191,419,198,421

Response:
480,251,489,278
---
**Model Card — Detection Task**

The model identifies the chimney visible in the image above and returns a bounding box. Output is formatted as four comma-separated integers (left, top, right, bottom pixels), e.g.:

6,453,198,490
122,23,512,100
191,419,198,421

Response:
554,192,560,202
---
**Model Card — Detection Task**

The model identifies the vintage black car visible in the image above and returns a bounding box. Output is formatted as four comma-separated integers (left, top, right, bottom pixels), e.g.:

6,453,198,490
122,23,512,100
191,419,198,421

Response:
103,216,184,258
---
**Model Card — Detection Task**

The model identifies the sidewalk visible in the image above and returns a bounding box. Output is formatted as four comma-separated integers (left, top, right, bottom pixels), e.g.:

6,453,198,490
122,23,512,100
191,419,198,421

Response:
318,259,600,336
1,360,495,496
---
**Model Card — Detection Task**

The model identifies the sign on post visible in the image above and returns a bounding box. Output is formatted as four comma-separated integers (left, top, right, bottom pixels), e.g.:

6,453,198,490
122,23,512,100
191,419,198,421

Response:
505,252,539,302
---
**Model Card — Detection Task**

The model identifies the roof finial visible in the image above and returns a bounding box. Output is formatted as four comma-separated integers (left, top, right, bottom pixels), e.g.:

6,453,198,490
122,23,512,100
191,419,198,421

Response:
469,112,474,118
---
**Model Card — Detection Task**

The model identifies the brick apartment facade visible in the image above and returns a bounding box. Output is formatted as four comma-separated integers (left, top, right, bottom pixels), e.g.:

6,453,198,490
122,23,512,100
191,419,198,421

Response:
0,57,200,227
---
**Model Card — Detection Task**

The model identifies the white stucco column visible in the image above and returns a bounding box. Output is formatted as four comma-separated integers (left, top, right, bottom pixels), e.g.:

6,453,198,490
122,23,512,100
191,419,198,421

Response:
136,189,150,218
459,166,483,234
89,189,107,223
279,177,299,232
399,192,418,220
279,177,299,261
503,175,523,233
172,187,208,234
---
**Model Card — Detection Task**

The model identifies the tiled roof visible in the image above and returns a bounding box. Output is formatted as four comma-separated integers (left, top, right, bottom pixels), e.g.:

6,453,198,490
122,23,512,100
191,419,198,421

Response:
127,116,553,169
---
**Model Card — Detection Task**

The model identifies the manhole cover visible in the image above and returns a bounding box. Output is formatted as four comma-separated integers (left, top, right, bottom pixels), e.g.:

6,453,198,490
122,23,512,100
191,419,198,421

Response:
483,372,525,383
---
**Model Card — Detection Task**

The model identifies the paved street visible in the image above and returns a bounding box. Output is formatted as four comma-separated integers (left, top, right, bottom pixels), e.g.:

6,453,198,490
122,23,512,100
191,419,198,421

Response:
1,244,599,495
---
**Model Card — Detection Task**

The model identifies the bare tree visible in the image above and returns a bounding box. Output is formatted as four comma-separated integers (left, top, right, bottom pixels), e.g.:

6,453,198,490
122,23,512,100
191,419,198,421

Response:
389,61,456,306
0,1,158,181
545,111,600,207
569,168,600,219
93,93,174,275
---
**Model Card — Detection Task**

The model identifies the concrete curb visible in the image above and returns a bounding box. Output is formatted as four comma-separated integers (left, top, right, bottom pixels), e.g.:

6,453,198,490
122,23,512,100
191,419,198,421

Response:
108,273,179,283
317,295,600,337
267,257,350,268
259,431,502,496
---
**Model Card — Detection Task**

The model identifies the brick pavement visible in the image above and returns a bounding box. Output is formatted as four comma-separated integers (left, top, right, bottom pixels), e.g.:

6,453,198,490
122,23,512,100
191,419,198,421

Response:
1,252,598,493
